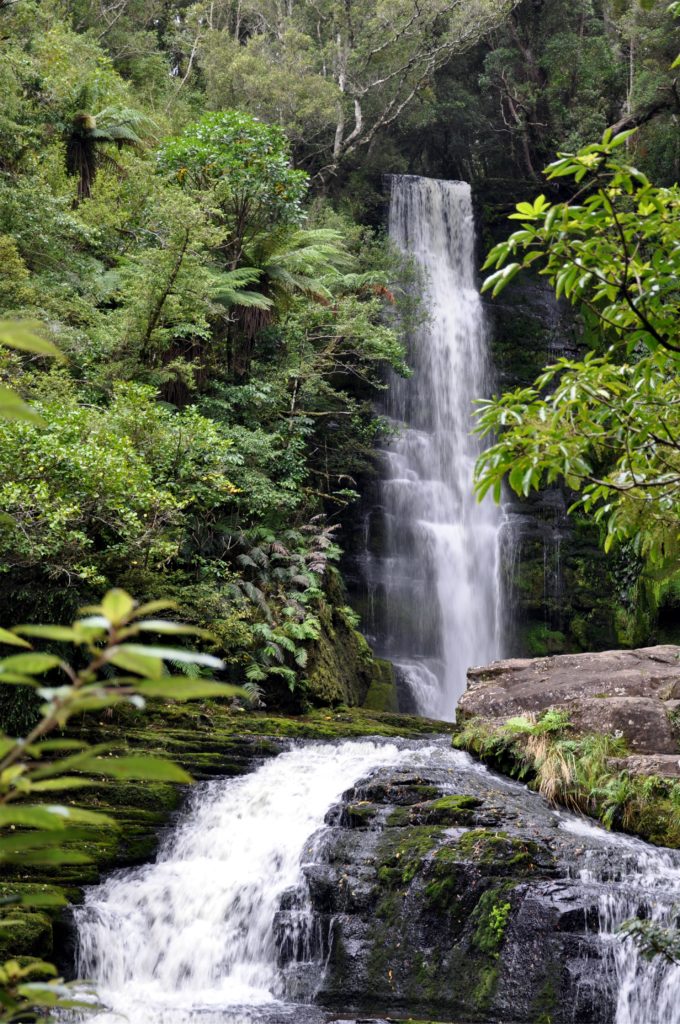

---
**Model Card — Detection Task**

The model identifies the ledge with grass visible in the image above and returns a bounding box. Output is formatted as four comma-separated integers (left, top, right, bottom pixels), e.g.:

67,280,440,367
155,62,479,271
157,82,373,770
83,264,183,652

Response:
455,646,680,847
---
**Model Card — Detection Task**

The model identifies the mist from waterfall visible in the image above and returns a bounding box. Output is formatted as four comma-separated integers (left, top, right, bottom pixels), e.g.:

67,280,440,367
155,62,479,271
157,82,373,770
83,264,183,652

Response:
370,175,503,719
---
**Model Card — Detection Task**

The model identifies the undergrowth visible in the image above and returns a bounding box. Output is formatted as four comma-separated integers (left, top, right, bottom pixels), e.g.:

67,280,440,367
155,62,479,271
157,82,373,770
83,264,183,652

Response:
454,712,680,847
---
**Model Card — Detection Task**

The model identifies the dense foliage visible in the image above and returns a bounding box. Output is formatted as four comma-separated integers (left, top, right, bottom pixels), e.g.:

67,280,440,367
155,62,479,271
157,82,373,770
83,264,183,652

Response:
0,0,677,694
0,0,431,710
476,133,680,566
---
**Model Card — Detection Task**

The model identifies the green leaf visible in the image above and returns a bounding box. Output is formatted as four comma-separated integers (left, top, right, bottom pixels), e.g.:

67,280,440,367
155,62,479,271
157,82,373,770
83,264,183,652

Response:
132,599,178,618
0,384,45,425
0,321,63,360
0,804,115,830
27,778,96,792
101,589,136,625
135,679,243,701
0,653,62,675
133,620,215,639
0,628,31,649
29,743,116,779
13,625,83,642
115,644,225,670
0,826,93,855
107,647,164,679
0,673,40,686
26,740,88,756
77,755,192,783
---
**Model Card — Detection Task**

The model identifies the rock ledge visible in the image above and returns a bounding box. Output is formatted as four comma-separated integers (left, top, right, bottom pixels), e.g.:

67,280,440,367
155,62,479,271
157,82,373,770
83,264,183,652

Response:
460,645,680,759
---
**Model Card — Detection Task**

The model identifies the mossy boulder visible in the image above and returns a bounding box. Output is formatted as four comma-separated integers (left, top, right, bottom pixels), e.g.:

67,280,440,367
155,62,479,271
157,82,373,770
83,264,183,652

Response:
304,753,607,1024
0,911,52,959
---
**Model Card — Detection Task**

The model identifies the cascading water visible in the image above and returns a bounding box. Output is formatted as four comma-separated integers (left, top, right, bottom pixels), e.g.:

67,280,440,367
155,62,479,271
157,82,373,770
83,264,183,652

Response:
71,738,680,1024
362,175,503,719
73,741,409,1023
562,816,680,1024
66,180,680,1024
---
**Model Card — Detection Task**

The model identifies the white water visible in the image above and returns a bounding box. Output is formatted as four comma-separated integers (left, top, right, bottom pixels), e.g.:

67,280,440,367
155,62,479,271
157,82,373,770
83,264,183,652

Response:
375,175,503,719
73,736,680,1024
562,815,680,1023
74,741,412,1024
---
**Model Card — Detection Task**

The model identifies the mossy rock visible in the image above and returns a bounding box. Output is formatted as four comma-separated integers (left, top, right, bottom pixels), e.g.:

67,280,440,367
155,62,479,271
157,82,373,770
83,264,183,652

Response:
304,569,385,706
341,802,379,828
0,911,52,959
388,794,484,827
357,776,441,806
375,826,445,888
362,659,399,713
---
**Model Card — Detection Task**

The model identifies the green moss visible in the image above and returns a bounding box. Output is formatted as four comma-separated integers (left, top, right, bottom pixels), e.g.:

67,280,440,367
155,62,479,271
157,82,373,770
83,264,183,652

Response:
471,886,514,956
423,870,463,914
386,793,482,828
304,570,390,707
343,802,378,827
386,806,411,827
77,779,183,813
472,962,500,1010
456,829,539,871
376,826,444,888
362,659,399,713
0,911,52,959
417,794,482,824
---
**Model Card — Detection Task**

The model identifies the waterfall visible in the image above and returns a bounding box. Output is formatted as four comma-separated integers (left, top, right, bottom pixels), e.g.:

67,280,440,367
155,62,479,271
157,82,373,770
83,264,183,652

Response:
72,739,680,1024
562,816,680,1024
74,741,408,1023
369,175,503,718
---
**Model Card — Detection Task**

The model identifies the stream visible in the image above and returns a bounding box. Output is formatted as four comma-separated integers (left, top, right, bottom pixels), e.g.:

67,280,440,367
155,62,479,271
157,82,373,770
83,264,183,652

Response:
72,738,680,1024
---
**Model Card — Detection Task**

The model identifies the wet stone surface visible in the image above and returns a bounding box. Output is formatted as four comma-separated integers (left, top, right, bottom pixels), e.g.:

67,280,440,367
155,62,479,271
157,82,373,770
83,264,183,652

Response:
276,739,630,1024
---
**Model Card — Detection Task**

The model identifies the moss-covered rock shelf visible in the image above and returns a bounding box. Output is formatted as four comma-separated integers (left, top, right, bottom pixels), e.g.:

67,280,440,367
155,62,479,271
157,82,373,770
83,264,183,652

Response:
456,646,680,849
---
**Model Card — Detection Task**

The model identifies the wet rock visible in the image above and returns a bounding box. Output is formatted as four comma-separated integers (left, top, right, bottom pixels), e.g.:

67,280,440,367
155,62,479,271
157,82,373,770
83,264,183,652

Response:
280,751,620,1024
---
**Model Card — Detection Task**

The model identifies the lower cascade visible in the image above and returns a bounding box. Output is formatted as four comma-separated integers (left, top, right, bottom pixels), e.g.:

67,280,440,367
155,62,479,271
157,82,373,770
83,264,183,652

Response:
74,741,411,1022
359,175,504,720
567,817,680,1024
72,738,680,1024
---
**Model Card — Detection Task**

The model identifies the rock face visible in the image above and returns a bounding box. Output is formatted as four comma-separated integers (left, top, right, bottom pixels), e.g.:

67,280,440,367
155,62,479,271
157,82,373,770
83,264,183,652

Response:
460,645,680,760
275,742,624,1024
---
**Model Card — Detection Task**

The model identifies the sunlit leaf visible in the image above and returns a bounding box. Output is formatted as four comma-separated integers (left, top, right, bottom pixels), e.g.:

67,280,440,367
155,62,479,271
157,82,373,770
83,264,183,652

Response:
77,754,192,783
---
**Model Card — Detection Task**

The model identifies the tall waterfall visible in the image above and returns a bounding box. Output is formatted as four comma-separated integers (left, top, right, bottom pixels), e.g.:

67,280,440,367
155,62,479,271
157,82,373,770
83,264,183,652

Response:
368,175,503,718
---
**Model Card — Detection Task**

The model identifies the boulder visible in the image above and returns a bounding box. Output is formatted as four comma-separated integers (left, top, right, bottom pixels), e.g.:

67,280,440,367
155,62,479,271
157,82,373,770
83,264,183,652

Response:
460,645,680,758
609,754,680,778
276,746,626,1024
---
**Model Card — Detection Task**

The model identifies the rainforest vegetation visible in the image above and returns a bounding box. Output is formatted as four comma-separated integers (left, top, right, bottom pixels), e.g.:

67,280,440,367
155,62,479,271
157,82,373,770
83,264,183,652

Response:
0,0,677,708
0,0,679,1015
